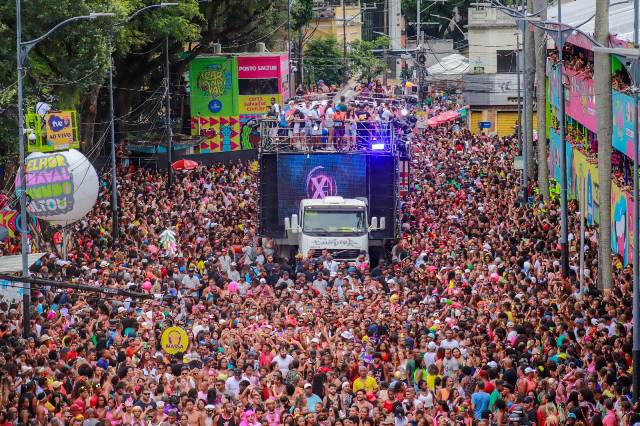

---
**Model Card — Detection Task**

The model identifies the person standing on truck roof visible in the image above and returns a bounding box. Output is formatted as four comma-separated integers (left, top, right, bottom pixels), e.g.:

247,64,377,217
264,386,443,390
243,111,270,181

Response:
324,100,335,150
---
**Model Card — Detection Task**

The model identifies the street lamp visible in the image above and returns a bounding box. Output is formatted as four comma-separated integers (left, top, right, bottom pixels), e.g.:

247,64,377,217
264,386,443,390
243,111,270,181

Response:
15,4,114,337
593,44,640,402
108,2,179,242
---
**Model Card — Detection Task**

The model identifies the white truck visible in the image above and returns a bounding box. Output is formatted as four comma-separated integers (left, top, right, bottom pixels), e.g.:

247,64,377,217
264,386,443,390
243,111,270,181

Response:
282,196,385,262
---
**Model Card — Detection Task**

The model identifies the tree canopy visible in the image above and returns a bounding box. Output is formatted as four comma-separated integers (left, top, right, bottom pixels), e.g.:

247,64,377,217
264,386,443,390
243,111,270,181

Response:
303,36,343,87
0,0,286,158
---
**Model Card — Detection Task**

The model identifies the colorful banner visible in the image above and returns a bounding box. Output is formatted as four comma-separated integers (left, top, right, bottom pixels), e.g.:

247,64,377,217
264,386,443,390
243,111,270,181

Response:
612,91,639,160
239,95,280,115
190,56,238,120
0,210,39,239
548,62,561,110
237,56,281,79
564,69,597,133
547,64,596,132
548,129,634,265
548,129,572,187
612,181,633,266
548,60,640,162
191,116,241,152
45,111,75,150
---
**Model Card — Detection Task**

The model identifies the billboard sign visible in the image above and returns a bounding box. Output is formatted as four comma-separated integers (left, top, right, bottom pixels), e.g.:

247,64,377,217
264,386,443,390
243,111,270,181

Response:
276,154,367,223
190,56,237,119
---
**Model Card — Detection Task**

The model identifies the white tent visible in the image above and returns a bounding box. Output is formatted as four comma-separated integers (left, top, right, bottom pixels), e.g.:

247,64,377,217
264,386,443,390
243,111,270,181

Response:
425,54,470,82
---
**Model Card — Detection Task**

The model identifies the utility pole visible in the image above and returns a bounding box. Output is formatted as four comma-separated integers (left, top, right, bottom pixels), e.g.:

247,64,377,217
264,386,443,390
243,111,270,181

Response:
557,0,569,277
416,0,421,46
516,29,522,180
533,0,548,200
287,0,292,96
165,36,173,191
108,37,119,242
595,0,612,289
521,0,529,206
15,0,29,338
342,0,348,85
524,0,535,187
632,0,639,402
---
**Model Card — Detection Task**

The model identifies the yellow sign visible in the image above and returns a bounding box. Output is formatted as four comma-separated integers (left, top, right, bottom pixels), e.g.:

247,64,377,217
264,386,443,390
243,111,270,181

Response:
239,95,280,115
160,326,189,354
45,111,76,150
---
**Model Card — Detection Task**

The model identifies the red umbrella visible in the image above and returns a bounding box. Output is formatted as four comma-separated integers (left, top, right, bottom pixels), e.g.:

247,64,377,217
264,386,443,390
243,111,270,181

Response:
171,159,199,171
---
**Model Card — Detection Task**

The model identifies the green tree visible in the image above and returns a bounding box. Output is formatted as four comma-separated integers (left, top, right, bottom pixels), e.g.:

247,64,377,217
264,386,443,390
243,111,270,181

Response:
0,0,287,157
348,35,389,83
304,36,343,86
401,0,469,42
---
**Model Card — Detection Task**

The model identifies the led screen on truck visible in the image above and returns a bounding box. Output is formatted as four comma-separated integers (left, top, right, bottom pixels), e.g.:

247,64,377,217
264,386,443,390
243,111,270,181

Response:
258,153,396,239
276,154,367,222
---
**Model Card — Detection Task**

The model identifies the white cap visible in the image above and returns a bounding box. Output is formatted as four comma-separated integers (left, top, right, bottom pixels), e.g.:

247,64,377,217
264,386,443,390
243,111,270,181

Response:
524,367,535,374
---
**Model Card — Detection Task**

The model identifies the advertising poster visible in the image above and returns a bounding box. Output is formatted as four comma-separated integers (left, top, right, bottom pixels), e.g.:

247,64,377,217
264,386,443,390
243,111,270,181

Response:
549,130,634,265
45,111,76,150
25,110,79,153
190,56,237,118
239,95,280,115
189,56,239,152
564,69,597,133
612,91,639,160
237,56,282,116
276,154,367,222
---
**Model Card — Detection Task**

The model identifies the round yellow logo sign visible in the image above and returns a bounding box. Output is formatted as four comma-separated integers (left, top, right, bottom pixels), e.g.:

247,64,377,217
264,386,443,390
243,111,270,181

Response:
160,326,189,355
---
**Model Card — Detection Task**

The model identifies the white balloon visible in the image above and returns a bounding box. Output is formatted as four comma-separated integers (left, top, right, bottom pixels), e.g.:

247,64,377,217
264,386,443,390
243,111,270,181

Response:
17,149,99,226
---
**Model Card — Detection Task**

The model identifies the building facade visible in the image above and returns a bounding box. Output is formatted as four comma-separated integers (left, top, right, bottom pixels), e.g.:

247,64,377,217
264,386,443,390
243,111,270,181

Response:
304,1,362,45
463,2,529,137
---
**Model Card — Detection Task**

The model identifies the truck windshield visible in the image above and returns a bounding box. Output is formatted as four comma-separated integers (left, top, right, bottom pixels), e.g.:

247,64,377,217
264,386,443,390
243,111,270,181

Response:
303,209,366,233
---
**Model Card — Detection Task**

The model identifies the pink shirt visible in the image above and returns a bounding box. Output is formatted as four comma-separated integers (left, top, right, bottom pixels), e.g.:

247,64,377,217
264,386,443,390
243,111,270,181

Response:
603,410,617,426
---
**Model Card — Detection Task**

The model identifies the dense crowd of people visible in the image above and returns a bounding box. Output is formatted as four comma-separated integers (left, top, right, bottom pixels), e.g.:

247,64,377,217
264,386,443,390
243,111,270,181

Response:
0,92,637,426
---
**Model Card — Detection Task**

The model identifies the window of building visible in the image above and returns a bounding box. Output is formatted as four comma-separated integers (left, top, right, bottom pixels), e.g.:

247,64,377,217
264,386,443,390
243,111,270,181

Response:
496,50,517,73
238,78,279,95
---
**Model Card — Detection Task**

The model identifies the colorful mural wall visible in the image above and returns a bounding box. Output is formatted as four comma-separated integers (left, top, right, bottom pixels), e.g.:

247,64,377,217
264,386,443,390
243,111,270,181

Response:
190,53,289,153
612,91,640,160
549,129,634,265
548,60,639,161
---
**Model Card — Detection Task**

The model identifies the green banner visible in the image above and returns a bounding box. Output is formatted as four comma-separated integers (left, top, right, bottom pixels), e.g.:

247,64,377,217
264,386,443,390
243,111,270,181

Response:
189,56,238,119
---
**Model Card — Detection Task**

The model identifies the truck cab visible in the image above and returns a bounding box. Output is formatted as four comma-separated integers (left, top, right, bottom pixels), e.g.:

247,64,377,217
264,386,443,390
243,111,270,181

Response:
284,196,385,262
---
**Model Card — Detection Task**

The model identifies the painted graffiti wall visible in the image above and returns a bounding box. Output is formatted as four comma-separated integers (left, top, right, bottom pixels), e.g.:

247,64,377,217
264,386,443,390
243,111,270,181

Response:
548,129,633,265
